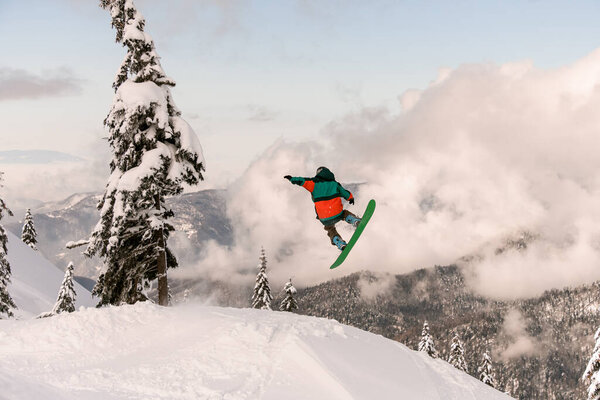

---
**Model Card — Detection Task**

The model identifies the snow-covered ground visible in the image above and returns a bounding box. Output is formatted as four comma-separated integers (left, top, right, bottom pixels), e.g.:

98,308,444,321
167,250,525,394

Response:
1,228,509,399
0,302,511,400
5,231,95,318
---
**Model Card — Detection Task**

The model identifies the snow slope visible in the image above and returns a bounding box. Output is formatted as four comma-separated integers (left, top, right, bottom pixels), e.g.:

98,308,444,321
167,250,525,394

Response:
5,231,95,318
0,302,511,399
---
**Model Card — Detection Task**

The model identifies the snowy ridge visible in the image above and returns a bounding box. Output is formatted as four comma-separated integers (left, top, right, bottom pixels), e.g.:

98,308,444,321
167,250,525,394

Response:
0,302,511,399
5,231,95,318
33,192,98,214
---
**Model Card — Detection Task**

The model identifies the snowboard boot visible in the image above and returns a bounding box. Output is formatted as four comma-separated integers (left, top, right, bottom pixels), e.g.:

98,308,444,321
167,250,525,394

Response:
345,214,362,229
332,235,347,251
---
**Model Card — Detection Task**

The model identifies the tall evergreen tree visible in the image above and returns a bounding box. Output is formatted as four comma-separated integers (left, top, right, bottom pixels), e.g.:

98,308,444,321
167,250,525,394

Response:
583,326,600,399
86,0,205,306
447,332,468,372
478,351,496,388
52,262,77,314
0,172,16,318
418,320,438,358
251,248,272,310
279,279,298,312
21,208,37,250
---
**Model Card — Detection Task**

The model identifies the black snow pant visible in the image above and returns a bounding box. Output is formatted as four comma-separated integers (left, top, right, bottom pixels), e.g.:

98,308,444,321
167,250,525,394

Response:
323,210,359,245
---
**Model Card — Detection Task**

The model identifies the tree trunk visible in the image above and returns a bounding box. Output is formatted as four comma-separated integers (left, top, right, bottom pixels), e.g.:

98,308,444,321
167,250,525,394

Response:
155,193,168,306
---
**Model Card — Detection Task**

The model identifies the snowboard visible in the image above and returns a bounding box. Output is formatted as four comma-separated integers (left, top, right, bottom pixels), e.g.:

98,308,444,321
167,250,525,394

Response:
330,199,376,269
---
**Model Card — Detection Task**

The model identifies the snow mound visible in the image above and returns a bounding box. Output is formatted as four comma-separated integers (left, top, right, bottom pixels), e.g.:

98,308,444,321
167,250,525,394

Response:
5,231,95,318
0,302,511,399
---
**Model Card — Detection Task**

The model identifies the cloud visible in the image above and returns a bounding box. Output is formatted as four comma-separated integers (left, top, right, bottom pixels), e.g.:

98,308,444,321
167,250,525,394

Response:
246,105,278,122
185,112,201,120
497,309,540,360
357,273,396,301
179,47,600,297
206,0,245,37
0,150,84,164
0,68,83,101
333,82,363,107
0,148,109,211
130,0,246,39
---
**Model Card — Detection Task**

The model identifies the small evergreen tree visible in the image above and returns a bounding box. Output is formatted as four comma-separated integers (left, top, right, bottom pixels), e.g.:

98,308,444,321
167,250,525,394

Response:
86,0,205,306
447,332,468,372
478,351,496,388
21,208,37,250
583,326,600,399
504,378,519,398
251,248,272,310
418,321,438,358
0,172,16,318
52,262,77,314
279,279,298,312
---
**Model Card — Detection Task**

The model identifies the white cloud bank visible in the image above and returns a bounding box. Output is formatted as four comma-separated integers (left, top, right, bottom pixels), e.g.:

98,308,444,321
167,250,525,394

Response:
0,151,109,212
0,68,83,101
162,48,600,298
497,309,540,361
357,273,396,301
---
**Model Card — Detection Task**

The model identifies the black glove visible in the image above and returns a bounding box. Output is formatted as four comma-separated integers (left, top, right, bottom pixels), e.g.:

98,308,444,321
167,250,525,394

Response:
349,198,354,205
284,175,292,181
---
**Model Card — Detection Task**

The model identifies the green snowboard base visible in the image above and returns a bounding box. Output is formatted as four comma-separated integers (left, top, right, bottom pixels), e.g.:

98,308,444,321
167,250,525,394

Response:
330,199,376,269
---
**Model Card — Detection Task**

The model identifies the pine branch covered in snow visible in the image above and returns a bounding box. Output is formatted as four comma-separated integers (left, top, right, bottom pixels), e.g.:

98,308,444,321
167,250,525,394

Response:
478,351,496,388
583,326,600,399
21,209,37,250
279,279,298,312
0,172,16,318
447,332,468,372
251,248,272,310
418,321,438,358
86,0,205,306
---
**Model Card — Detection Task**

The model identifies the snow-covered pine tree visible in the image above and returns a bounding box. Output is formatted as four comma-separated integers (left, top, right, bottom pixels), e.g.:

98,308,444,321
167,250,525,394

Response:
504,378,519,398
583,326,600,399
251,248,272,310
447,332,468,372
478,351,496,388
21,208,37,250
52,262,77,314
279,278,298,312
0,172,16,318
86,0,205,306
418,320,437,358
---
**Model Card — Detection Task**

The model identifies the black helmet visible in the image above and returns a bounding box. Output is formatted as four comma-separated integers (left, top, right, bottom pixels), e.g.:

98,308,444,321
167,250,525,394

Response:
315,166,335,181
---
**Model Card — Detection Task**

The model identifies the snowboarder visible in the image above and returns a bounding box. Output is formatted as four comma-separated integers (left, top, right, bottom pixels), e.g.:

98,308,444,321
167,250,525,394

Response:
284,167,361,251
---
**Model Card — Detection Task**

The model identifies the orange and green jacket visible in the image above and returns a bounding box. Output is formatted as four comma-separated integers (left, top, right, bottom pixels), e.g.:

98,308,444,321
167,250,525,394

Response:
289,167,354,225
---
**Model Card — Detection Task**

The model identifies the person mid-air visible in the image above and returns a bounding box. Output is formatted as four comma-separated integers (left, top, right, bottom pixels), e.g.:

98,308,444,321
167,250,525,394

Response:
284,166,361,251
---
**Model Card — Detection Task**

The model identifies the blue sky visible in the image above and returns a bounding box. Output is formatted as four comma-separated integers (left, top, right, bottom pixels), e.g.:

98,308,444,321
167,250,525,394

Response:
2,0,600,200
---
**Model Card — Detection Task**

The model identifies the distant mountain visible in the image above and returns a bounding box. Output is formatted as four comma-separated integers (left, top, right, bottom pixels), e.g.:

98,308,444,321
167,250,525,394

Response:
5,189,233,279
33,192,96,214
293,267,599,399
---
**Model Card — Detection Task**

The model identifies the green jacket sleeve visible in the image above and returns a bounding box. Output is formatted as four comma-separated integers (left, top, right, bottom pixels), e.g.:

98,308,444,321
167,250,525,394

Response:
337,183,353,201
290,177,306,186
